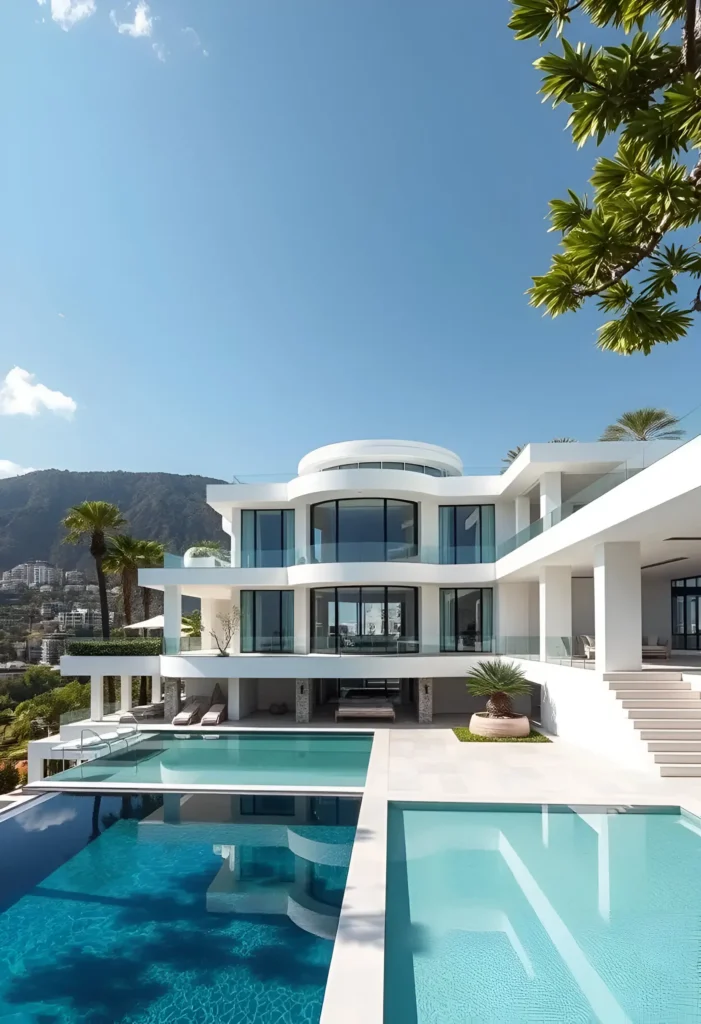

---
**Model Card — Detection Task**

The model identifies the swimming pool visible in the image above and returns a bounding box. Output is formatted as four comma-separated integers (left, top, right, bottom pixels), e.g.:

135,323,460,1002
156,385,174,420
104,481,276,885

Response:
385,802,701,1023
0,791,360,1023
39,731,372,790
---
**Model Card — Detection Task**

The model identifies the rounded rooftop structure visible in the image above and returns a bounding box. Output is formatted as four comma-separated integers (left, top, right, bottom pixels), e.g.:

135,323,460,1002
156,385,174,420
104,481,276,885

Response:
297,440,463,478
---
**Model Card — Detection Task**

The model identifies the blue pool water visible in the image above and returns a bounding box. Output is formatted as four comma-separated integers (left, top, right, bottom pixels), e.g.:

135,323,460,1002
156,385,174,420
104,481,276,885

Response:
0,791,360,1023
385,803,701,1024
45,731,372,789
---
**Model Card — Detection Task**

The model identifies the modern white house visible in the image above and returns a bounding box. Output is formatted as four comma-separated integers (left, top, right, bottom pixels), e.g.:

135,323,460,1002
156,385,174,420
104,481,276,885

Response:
34,433,701,779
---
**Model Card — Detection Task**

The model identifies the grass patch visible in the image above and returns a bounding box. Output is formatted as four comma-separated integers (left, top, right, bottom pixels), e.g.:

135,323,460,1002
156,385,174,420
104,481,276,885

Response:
453,727,550,743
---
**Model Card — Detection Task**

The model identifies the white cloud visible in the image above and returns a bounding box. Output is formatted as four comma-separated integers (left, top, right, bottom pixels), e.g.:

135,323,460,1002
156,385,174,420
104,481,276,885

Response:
182,25,207,56
20,805,77,832
152,41,166,62
41,0,97,31
0,460,34,479
110,1,153,37
0,367,77,419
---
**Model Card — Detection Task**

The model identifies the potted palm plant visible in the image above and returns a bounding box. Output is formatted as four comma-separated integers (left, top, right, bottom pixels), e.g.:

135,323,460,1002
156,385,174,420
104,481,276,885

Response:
466,660,532,738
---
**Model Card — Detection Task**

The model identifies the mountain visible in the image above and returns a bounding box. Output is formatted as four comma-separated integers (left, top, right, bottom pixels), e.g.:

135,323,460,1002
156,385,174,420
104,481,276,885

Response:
0,470,228,573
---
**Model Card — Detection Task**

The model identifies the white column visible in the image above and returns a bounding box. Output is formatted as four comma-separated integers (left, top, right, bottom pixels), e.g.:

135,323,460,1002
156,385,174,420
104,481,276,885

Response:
496,582,531,654
294,587,309,654
151,672,162,703
163,585,182,654
540,472,562,527
230,507,241,567
515,495,530,535
28,742,46,783
227,678,240,720
90,673,104,721
421,585,440,651
420,499,439,561
594,541,641,672
539,565,572,660
120,675,132,712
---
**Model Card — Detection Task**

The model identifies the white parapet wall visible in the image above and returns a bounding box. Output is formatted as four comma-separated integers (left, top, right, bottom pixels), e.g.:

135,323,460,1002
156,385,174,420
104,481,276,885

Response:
507,659,655,772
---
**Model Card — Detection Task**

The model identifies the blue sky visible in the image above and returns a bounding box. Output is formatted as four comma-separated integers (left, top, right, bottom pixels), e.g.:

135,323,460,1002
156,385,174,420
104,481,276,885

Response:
1,0,700,482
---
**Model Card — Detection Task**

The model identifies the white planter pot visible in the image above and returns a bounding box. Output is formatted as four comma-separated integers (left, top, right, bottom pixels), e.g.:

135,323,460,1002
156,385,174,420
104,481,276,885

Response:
469,712,530,739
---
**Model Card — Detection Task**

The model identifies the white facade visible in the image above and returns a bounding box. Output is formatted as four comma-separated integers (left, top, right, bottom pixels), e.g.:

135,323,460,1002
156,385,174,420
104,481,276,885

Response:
52,434,701,748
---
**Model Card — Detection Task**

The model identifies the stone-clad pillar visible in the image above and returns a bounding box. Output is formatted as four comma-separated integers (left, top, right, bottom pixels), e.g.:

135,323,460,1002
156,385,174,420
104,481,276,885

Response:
418,678,433,724
296,679,312,723
164,679,181,722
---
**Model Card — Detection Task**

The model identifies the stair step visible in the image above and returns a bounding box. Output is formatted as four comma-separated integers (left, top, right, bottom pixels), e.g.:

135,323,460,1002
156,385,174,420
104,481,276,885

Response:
654,752,701,764
604,672,683,681
618,690,694,702
629,708,701,719
611,680,691,691
660,764,701,777
641,730,701,740
622,699,701,709
648,741,701,752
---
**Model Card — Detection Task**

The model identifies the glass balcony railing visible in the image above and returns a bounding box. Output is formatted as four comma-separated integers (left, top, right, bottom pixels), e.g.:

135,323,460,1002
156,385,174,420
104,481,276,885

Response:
160,545,496,568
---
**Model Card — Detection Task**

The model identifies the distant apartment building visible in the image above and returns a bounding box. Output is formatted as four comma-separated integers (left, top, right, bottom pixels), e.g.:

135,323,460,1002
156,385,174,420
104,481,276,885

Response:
40,633,66,666
1,561,63,588
57,608,114,630
64,570,86,585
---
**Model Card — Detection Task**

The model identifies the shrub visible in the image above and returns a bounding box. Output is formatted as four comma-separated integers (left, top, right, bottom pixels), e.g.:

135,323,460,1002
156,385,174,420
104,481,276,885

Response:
14,760,28,786
0,761,20,794
65,638,162,657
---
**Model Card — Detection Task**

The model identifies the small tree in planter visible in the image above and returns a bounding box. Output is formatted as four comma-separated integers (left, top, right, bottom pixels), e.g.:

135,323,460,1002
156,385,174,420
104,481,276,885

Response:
210,606,240,657
466,660,532,738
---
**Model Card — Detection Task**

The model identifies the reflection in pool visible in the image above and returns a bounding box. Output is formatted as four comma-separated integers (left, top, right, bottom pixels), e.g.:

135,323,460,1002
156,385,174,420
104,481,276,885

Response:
0,791,360,1023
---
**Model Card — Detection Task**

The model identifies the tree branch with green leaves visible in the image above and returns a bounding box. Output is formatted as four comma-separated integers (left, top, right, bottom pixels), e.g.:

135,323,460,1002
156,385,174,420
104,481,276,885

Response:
510,0,701,354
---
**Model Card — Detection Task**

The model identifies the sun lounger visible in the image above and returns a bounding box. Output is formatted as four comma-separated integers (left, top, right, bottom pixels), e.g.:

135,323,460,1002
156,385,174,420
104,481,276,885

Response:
172,698,208,726
201,704,226,726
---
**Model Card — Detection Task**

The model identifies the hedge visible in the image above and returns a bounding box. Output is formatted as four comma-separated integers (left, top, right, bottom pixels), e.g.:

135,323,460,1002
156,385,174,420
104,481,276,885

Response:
65,639,162,657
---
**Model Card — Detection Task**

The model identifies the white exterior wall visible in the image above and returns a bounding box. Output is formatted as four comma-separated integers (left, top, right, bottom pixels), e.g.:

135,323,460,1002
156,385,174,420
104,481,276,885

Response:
572,577,595,637
496,582,531,639
594,542,642,673
641,577,672,644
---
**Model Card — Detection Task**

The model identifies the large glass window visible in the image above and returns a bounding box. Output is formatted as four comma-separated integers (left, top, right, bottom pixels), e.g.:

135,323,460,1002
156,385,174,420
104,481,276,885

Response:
439,505,495,563
241,509,294,568
440,588,493,652
311,587,418,652
241,590,294,652
671,577,701,649
311,499,418,562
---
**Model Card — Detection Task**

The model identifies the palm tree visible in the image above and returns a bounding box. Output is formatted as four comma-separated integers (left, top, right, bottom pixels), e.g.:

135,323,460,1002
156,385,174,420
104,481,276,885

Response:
137,540,164,622
466,660,532,718
550,437,576,443
600,408,685,441
62,501,126,640
181,610,201,637
502,445,526,469
103,535,144,625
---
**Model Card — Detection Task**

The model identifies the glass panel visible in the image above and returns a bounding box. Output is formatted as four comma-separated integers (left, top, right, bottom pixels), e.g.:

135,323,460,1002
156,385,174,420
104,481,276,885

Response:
337,587,360,648
455,506,480,564
383,462,404,470
425,466,442,477
255,591,282,651
241,510,255,569
481,589,493,651
359,462,381,468
456,589,480,651
673,595,686,635
282,509,295,567
440,589,456,652
338,499,384,562
240,590,254,653
687,596,698,637
439,506,455,564
240,796,296,817
386,500,417,560
312,588,336,652
481,506,496,563
687,578,697,587
388,587,417,651
361,587,386,646
256,510,283,568
405,463,424,473
311,501,336,563
281,591,294,652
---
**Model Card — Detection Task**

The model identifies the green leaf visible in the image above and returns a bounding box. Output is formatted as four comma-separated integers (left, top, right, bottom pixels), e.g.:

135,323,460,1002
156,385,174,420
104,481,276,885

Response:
509,0,576,41
548,190,591,232
597,280,634,311
597,297,692,354
529,255,586,315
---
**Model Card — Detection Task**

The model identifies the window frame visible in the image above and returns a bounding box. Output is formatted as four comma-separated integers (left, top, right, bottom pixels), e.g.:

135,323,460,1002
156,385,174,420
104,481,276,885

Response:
241,589,294,652
310,586,419,653
241,509,294,568
310,498,418,563
439,587,494,652
438,504,496,564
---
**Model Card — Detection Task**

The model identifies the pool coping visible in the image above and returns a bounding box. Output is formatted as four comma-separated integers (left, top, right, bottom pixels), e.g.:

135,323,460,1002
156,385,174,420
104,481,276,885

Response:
25,781,366,796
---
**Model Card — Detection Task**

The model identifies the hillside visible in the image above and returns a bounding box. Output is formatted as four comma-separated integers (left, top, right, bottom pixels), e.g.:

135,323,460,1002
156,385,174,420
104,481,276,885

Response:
0,470,228,573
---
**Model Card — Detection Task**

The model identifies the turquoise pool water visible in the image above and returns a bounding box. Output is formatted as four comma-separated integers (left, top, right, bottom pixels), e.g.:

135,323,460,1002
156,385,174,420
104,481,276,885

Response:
385,803,701,1024
0,791,360,1023
46,732,372,789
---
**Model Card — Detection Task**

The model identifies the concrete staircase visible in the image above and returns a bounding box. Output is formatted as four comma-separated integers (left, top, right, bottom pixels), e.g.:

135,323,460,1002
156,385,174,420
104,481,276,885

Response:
606,671,701,777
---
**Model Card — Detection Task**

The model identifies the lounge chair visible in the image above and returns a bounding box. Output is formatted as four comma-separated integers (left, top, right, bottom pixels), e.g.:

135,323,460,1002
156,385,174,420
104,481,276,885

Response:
582,635,596,660
201,704,226,726
172,697,208,726
643,635,670,660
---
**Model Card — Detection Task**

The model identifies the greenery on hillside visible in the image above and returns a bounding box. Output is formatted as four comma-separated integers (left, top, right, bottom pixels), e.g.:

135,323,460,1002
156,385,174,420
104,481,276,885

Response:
0,469,226,572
